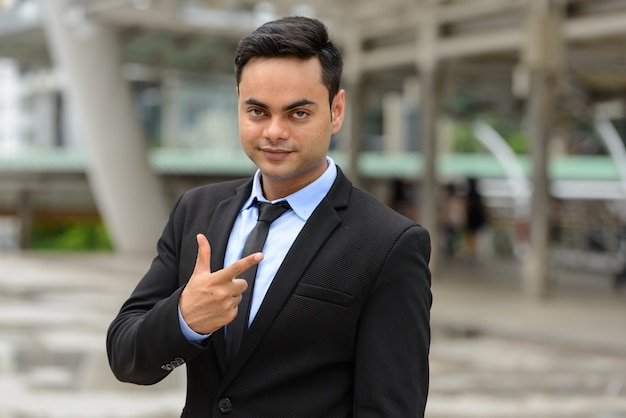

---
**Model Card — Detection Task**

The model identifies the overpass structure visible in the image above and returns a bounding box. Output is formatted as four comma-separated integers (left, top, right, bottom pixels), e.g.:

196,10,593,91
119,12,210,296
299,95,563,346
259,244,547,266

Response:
1,0,626,298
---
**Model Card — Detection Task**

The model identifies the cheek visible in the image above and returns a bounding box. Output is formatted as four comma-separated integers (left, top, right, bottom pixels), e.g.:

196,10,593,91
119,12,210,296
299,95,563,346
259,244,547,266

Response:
238,125,255,152
238,119,257,140
302,128,331,156
238,115,250,132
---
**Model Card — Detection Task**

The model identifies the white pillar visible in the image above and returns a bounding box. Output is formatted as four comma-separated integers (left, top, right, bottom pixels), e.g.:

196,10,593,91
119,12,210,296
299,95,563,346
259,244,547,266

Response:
43,0,169,253
342,26,365,188
417,4,441,277
521,0,564,298
32,91,56,147
161,70,181,149
0,59,23,155
344,78,365,189
383,92,405,154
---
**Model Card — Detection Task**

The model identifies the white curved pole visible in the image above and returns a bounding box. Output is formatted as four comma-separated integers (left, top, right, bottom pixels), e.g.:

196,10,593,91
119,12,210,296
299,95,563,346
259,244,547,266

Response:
595,119,626,199
472,120,532,217
43,0,169,253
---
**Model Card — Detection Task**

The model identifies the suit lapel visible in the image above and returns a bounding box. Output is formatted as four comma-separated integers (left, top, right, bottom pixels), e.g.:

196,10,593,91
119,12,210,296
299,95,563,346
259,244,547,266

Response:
206,180,253,373
223,168,352,380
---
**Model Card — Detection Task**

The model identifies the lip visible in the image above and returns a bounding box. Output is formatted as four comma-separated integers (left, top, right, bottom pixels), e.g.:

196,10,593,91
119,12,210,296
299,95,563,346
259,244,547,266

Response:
260,147,291,160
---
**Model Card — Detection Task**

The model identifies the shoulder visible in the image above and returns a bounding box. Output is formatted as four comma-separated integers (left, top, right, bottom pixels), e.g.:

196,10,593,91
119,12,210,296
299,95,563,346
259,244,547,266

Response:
350,187,417,226
173,178,250,209
328,168,422,235
330,167,418,232
341,187,426,249
167,178,251,221
180,178,250,202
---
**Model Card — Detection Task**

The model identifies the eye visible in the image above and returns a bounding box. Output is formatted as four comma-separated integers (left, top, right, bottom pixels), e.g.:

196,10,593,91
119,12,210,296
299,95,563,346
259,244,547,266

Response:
292,110,309,120
247,108,266,118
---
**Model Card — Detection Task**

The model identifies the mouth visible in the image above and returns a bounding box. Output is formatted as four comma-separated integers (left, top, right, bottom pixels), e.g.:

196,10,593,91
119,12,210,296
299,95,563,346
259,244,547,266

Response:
260,147,291,161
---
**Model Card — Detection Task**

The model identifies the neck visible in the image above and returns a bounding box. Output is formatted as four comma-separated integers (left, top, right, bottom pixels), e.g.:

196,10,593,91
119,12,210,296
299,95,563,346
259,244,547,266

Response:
260,160,328,201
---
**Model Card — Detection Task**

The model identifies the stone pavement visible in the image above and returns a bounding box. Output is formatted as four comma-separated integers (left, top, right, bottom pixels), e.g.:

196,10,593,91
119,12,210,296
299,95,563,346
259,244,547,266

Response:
429,257,626,418
431,257,626,355
0,251,624,417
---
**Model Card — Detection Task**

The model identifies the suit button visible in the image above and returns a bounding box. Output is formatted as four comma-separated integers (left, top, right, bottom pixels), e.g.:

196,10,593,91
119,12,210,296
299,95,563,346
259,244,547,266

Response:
218,398,232,413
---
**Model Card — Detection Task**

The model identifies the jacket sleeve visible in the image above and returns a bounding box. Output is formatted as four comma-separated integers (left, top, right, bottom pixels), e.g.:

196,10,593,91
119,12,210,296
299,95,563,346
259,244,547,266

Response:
353,225,432,417
106,195,206,385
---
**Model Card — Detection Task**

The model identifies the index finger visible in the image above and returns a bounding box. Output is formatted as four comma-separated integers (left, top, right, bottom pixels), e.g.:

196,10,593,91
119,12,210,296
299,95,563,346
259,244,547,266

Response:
221,252,264,280
194,233,212,272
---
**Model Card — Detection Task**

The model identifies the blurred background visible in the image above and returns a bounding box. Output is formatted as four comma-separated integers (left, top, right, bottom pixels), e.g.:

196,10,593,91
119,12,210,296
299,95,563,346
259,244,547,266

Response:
0,0,625,417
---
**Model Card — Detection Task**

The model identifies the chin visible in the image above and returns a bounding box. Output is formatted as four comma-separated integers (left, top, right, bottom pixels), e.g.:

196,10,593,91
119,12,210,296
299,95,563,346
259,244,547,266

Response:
260,167,295,181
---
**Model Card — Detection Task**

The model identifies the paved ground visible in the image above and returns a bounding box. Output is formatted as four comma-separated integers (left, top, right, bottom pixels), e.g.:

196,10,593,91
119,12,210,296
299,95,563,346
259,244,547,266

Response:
0,251,624,417
429,258,626,418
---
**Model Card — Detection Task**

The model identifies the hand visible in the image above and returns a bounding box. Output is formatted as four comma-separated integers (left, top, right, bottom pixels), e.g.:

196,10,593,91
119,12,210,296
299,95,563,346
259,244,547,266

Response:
179,233,263,335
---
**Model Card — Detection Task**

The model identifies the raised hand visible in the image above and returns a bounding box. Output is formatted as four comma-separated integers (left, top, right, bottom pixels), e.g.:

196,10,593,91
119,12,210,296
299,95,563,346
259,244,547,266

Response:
179,233,263,335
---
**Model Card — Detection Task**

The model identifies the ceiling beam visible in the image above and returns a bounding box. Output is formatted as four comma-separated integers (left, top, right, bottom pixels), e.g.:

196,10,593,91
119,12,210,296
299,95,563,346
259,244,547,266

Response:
565,10,626,41
436,0,527,23
11,0,622,76
358,9,626,72
85,2,257,38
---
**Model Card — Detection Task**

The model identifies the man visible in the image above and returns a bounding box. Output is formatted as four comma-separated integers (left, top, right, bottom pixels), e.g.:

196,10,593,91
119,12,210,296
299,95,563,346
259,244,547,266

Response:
107,16,432,417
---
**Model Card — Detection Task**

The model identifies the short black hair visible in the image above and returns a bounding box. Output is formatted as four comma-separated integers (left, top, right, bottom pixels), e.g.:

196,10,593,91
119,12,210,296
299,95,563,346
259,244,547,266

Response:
235,16,343,104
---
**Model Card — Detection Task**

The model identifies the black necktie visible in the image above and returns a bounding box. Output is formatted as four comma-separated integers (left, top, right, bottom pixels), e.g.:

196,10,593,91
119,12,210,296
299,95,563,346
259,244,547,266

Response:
226,200,291,362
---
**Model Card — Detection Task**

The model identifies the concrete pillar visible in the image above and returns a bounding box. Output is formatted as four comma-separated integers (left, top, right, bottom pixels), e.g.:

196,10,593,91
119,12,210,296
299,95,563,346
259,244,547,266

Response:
344,79,365,188
418,69,441,276
160,70,181,149
32,92,56,147
0,59,23,154
17,189,32,250
416,5,441,277
521,0,563,298
43,0,169,254
404,77,421,153
383,92,405,154
342,26,365,188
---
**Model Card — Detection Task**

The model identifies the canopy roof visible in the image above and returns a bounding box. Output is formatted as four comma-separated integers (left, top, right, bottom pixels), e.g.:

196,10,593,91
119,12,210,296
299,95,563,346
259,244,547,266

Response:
1,0,626,107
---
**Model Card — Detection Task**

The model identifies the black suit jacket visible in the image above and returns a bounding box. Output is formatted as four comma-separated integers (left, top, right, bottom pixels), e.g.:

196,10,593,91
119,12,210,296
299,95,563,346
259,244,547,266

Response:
107,168,432,417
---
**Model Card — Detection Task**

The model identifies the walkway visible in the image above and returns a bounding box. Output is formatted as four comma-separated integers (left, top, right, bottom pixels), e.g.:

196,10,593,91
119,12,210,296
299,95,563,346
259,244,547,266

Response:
432,257,626,354
0,251,624,417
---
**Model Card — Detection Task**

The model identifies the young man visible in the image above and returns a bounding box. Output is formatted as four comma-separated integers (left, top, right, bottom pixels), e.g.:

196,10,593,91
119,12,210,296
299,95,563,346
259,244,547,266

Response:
107,16,432,417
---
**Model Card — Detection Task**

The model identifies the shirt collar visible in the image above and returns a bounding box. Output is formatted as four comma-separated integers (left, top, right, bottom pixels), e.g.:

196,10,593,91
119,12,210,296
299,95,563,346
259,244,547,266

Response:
245,157,338,221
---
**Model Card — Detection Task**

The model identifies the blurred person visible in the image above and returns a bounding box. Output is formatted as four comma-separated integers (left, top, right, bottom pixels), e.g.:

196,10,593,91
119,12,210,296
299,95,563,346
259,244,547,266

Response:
441,181,466,259
389,177,417,219
106,16,432,417
464,177,488,263
609,200,626,290
615,224,626,290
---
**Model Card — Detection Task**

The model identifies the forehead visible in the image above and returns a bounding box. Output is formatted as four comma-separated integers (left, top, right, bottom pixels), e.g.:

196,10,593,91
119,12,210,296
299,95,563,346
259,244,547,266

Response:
238,57,326,97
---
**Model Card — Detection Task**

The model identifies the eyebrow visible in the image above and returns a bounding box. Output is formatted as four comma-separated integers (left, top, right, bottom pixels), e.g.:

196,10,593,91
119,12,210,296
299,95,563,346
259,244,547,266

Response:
244,98,316,111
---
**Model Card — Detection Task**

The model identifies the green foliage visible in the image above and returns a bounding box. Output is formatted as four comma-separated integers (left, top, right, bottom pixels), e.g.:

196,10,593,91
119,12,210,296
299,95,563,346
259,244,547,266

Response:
32,219,112,251
483,115,528,154
451,122,483,153
450,116,528,154
506,132,528,154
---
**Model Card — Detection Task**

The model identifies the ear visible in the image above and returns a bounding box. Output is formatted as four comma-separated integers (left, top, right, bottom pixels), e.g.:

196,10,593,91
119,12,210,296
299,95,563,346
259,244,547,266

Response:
330,89,345,134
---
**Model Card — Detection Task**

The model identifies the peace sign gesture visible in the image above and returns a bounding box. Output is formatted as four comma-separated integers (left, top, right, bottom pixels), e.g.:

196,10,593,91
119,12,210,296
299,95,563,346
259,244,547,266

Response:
178,234,263,335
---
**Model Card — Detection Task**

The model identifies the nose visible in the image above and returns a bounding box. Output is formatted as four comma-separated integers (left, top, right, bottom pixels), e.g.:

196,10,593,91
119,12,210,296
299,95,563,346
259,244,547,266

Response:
263,116,289,142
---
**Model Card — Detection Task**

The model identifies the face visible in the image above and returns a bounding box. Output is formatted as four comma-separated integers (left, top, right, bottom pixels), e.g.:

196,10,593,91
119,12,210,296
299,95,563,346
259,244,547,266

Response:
237,56,344,200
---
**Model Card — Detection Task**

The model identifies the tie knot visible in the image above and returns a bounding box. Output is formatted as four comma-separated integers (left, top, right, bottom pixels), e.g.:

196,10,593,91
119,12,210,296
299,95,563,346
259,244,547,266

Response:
256,200,290,223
